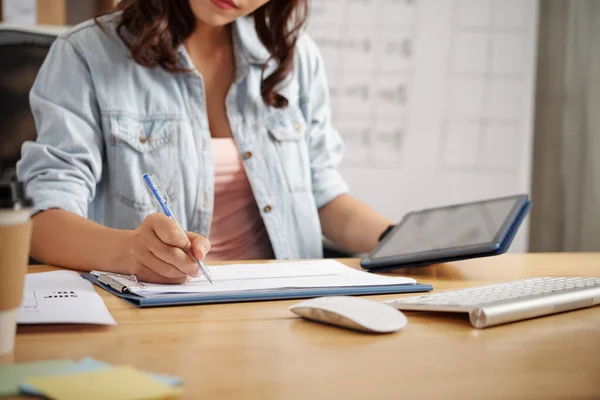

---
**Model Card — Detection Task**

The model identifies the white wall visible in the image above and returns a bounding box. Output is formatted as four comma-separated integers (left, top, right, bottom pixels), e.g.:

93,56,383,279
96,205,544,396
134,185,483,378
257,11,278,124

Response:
2,0,36,24
307,0,539,252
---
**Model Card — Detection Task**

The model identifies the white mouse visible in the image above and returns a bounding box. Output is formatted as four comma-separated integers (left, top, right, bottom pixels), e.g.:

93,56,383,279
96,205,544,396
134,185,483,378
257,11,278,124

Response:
289,296,407,333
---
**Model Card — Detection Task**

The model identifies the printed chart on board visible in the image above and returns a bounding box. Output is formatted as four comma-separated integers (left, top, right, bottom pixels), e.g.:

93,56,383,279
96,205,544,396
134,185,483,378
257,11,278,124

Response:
307,0,539,252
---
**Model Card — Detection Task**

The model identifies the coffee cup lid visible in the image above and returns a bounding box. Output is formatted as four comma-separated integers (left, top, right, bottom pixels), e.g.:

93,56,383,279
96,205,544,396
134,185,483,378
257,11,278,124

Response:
0,179,33,209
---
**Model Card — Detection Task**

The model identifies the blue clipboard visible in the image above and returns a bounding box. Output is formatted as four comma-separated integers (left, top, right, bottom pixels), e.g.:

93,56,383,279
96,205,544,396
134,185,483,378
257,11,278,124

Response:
82,273,433,308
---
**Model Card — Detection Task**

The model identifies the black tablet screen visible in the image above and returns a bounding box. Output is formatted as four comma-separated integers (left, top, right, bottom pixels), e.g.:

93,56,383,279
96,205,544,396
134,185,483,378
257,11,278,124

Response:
372,197,521,258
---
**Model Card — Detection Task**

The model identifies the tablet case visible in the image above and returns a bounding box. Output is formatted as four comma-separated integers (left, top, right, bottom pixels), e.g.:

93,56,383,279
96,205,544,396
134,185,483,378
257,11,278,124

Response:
82,273,434,308
361,198,532,272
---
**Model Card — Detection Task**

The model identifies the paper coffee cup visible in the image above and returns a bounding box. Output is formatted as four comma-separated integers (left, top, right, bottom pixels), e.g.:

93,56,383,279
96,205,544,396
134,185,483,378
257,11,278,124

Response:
0,179,32,356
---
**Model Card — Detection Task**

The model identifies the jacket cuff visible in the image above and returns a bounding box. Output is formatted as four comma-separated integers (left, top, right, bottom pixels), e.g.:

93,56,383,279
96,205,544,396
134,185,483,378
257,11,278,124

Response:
312,168,350,209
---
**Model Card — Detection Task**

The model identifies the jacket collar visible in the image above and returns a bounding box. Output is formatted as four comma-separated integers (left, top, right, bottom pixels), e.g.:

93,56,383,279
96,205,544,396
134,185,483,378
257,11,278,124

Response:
232,16,270,65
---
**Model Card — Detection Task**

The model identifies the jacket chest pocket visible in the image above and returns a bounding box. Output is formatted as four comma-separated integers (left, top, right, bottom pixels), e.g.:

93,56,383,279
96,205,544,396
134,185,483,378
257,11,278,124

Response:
107,115,182,210
266,107,310,193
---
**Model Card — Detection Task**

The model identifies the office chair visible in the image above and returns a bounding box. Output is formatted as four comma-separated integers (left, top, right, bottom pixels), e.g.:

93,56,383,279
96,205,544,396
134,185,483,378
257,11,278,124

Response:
0,25,62,265
0,25,62,181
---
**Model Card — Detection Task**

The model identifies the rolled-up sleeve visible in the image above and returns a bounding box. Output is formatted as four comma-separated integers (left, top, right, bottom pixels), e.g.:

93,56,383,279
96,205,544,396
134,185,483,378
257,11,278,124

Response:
16,36,103,217
301,37,350,209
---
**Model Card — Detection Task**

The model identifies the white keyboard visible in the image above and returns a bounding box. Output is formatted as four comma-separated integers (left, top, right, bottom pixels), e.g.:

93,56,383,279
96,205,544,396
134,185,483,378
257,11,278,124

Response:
385,277,600,328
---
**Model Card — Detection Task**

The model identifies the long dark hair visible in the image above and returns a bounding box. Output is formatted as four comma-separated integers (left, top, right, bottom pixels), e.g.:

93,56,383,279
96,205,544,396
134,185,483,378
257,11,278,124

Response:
104,0,308,108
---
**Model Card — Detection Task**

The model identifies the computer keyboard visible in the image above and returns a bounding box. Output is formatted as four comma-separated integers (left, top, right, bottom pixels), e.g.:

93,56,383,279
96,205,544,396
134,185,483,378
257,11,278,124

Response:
385,277,600,328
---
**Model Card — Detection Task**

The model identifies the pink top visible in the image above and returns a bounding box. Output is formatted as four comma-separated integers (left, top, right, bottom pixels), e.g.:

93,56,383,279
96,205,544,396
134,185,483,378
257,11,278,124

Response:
204,138,274,261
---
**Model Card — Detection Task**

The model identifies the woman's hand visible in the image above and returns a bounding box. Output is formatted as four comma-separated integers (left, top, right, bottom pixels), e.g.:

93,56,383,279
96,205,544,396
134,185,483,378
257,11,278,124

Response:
121,213,211,284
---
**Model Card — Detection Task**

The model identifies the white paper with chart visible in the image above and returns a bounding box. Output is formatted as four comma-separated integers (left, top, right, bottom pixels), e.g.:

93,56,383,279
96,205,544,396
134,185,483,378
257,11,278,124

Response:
17,270,116,325
307,0,539,252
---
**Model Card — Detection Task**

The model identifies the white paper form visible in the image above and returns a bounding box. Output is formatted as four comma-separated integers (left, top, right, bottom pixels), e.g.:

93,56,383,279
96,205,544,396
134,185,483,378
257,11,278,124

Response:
92,260,416,298
17,270,116,325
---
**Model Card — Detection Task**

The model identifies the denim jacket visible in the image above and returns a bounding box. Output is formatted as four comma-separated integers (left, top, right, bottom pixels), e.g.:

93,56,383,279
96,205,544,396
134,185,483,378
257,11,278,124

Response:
16,13,349,260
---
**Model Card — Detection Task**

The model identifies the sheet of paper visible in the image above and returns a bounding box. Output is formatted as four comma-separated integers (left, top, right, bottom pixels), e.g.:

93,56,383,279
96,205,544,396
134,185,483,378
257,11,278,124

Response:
25,365,182,400
93,260,416,297
18,357,182,397
0,359,75,397
17,270,116,325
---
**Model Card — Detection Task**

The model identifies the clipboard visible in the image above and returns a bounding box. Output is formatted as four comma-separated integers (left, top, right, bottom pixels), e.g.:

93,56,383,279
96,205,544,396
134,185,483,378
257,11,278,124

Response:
81,273,433,308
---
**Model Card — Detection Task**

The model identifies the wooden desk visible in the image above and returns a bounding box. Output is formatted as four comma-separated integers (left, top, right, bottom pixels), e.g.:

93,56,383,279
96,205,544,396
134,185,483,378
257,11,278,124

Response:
8,254,600,399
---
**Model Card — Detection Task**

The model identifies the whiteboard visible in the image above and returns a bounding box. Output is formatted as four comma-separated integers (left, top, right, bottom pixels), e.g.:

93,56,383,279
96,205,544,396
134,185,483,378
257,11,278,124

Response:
307,0,539,252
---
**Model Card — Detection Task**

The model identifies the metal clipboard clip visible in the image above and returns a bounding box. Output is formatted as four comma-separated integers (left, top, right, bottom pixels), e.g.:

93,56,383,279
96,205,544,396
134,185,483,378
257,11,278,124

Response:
97,273,147,294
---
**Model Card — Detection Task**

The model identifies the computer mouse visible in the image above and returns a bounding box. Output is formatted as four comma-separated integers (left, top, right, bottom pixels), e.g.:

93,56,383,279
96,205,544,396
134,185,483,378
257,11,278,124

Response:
289,296,407,333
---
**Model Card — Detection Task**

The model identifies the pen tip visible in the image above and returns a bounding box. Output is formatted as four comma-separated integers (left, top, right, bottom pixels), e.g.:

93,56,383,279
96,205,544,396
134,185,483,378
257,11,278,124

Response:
202,267,214,284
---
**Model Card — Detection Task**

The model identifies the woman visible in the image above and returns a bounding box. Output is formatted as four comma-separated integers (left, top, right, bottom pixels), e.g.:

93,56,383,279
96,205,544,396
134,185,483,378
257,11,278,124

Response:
17,0,394,283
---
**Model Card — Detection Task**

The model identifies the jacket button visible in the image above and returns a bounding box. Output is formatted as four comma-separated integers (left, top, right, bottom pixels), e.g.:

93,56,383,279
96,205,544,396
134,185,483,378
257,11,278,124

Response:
139,136,147,144
244,151,252,160
292,121,301,132
263,205,272,213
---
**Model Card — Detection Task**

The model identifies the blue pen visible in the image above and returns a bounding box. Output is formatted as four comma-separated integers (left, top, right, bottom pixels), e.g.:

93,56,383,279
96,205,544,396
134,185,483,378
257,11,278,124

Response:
142,173,214,284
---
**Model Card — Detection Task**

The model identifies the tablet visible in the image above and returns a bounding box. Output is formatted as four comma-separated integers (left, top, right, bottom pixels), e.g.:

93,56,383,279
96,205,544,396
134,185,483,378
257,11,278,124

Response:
360,194,532,271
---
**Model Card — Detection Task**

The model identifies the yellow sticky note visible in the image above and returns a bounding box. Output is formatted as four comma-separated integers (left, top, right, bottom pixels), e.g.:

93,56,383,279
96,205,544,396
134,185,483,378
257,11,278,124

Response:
25,365,182,400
